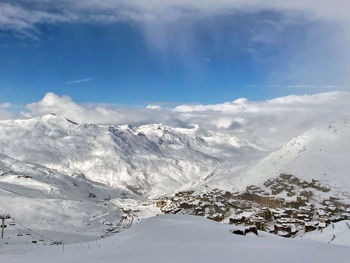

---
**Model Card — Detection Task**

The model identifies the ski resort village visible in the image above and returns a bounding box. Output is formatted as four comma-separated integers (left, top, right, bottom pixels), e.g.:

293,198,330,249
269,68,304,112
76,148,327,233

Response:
1,0,350,262
0,110,349,262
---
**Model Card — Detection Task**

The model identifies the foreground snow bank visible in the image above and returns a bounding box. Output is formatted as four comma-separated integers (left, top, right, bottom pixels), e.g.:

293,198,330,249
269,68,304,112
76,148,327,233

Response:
2,215,350,263
298,220,350,247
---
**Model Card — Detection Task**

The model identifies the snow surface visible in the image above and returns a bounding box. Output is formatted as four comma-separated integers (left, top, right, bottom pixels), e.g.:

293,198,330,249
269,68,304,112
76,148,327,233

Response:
0,114,266,197
204,120,350,196
1,215,349,263
298,220,350,247
0,115,216,197
0,152,141,244
1,111,350,259
2,114,349,198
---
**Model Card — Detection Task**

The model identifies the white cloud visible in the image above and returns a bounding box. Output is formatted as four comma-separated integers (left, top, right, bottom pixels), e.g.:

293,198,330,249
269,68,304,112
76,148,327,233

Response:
0,2,73,38
214,117,236,129
66,78,93,85
287,85,350,90
21,91,350,149
0,102,14,120
146,104,161,110
0,102,11,109
2,1,350,35
174,98,249,113
25,92,183,126
172,91,350,147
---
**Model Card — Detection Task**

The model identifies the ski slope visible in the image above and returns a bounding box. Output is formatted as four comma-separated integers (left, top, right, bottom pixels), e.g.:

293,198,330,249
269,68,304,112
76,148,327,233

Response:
1,215,349,263
298,220,350,247
0,153,141,244
203,120,350,198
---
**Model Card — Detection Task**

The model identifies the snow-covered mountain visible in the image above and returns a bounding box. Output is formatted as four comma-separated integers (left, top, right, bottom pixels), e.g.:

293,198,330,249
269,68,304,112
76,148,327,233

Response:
1,113,350,199
203,120,350,197
0,152,141,243
0,114,213,197
0,114,264,245
0,112,350,248
0,114,265,197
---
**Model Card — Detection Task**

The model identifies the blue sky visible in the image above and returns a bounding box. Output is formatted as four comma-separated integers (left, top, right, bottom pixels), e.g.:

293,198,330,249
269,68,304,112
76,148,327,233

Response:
0,1,349,106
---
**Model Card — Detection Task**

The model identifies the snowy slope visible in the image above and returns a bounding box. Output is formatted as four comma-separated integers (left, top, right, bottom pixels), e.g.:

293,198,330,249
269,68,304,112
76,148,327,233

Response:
2,215,350,263
0,153,139,244
1,113,350,250
204,120,350,196
0,114,265,197
298,220,350,247
1,114,350,205
0,114,216,197
0,113,267,247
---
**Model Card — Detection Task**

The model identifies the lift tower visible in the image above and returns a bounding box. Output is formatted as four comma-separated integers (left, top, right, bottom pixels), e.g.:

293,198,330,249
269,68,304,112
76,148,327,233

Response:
0,214,11,239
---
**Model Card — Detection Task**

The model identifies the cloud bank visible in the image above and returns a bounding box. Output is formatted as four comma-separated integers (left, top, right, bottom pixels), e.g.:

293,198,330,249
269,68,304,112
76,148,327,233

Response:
25,92,184,127
0,91,343,149
0,102,14,120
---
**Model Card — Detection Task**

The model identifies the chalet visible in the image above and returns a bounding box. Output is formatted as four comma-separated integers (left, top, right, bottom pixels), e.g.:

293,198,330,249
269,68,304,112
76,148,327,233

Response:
229,216,246,225
156,200,167,208
274,224,297,237
207,213,224,222
304,222,317,232
318,222,327,230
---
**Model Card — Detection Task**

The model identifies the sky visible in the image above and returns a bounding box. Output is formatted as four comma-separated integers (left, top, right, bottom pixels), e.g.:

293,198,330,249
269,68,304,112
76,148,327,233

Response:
0,0,349,108
0,2,349,150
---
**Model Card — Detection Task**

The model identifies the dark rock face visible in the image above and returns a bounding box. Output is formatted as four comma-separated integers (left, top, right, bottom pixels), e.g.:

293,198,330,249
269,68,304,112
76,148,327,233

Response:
245,226,258,236
232,230,245,236
88,192,97,198
231,226,258,236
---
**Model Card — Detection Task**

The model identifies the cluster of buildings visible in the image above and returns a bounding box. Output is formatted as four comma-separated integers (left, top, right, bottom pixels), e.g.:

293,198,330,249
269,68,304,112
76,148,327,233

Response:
156,174,350,237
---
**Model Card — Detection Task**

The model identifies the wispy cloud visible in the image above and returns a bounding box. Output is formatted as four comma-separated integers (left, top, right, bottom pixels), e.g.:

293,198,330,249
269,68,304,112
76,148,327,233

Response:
287,85,349,90
245,84,280,89
66,78,93,85
1,1,350,37
0,2,73,39
0,102,11,109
